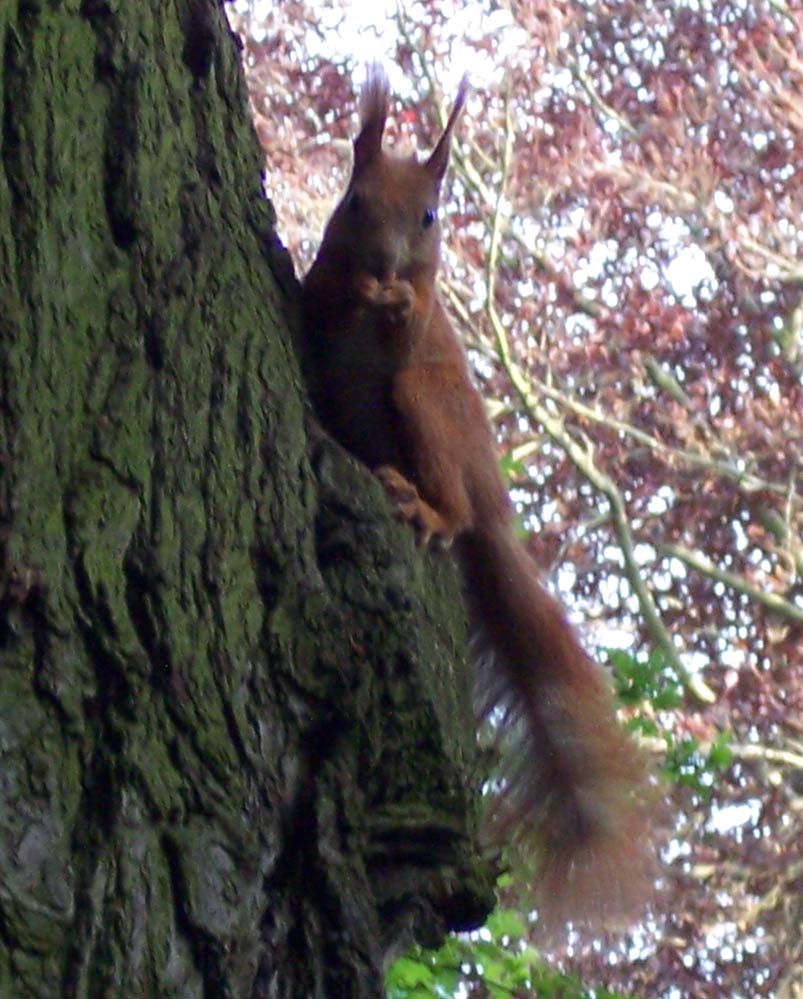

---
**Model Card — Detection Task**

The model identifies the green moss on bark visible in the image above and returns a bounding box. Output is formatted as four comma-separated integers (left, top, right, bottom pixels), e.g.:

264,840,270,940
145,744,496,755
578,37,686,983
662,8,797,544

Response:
0,4,494,997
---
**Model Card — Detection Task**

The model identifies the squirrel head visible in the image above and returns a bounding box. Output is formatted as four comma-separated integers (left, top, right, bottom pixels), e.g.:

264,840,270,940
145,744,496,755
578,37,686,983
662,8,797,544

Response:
324,63,468,284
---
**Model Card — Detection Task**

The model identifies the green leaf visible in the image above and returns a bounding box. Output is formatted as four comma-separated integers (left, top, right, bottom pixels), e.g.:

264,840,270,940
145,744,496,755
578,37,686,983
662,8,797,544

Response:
486,907,526,942
707,730,733,770
432,965,459,996
499,451,526,483
606,647,683,709
386,956,434,991
385,894,652,999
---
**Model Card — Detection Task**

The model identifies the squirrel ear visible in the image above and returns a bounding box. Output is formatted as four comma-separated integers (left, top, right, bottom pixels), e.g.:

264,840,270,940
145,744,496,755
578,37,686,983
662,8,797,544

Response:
353,62,390,172
425,73,469,185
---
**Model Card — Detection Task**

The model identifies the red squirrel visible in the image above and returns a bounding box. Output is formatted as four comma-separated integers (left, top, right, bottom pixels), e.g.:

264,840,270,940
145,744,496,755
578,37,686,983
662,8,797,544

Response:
301,65,654,934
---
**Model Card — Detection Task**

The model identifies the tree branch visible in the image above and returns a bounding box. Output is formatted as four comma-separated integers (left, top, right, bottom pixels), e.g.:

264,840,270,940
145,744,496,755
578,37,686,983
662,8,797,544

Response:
658,543,803,625
481,113,715,706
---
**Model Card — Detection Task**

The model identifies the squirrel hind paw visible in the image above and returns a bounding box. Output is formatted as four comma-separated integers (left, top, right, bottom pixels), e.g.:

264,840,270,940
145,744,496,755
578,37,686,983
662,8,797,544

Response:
374,465,457,548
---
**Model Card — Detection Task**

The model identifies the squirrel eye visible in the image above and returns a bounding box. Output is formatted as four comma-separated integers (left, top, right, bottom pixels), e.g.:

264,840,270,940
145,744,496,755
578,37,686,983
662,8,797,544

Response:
422,207,437,228
348,191,360,212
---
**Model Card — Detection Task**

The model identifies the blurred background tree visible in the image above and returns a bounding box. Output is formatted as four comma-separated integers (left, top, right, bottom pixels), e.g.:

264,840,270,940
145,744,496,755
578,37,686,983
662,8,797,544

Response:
225,2,803,996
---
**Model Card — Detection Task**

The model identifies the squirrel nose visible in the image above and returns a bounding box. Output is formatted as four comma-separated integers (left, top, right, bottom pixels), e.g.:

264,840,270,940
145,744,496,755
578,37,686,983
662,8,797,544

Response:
372,255,395,283
373,266,396,285
373,243,403,283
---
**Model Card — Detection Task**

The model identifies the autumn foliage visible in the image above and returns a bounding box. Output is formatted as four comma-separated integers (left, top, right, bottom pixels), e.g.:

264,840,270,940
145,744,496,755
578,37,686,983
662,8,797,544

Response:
228,2,802,996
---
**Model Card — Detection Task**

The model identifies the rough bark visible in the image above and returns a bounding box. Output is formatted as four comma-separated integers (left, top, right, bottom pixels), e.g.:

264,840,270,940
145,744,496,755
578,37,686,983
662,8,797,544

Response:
0,3,494,997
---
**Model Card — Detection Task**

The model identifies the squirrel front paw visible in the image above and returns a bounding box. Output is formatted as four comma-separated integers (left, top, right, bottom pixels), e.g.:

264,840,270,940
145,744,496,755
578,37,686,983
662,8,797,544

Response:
356,275,415,327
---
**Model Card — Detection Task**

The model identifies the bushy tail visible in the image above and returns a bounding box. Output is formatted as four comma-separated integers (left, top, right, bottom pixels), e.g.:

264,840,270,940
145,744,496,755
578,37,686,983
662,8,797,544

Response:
458,522,657,936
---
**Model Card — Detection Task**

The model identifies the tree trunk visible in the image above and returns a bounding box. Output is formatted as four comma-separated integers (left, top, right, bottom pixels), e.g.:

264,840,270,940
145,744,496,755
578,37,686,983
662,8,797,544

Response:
0,3,494,997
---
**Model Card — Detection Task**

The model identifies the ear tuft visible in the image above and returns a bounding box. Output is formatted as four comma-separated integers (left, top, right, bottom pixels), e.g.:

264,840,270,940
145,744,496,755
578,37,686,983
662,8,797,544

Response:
425,73,469,185
354,62,390,171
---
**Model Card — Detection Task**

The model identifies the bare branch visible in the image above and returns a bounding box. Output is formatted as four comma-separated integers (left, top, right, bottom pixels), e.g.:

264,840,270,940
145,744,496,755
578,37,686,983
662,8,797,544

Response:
483,149,716,704
658,543,803,625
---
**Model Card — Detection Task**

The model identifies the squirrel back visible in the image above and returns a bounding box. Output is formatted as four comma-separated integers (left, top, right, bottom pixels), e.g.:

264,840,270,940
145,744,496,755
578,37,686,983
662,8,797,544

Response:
301,64,655,936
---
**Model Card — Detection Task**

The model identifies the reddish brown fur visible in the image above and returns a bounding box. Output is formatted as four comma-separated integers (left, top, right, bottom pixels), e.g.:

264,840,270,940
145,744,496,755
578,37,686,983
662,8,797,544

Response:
301,64,655,935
